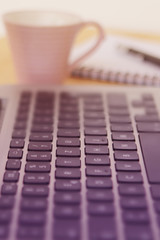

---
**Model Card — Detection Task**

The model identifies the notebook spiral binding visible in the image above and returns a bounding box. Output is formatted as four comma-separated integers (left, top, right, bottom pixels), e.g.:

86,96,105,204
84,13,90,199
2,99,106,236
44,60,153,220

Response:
72,66,160,87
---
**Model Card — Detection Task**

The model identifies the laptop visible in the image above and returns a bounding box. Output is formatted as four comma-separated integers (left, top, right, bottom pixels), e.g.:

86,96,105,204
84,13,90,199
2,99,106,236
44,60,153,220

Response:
0,84,159,240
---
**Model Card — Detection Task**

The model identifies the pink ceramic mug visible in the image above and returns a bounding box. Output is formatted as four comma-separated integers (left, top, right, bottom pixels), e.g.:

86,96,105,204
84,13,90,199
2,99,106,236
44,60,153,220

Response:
3,10,105,84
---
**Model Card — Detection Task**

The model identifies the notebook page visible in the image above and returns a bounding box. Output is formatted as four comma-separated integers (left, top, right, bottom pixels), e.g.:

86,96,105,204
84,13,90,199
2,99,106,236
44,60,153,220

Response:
70,35,160,78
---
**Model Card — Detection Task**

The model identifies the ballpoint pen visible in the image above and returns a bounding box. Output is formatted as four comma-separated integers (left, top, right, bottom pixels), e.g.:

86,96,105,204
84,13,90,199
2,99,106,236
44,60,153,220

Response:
119,44,160,67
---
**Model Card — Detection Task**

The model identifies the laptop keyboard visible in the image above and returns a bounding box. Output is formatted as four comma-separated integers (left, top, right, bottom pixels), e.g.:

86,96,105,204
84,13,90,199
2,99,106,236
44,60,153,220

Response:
0,86,160,240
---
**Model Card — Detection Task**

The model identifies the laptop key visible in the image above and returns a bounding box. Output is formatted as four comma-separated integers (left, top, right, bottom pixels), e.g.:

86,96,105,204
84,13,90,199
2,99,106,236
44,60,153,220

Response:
117,172,143,183
89,216,117,240
55,180,81,191
17,226,45,239
31,124,53,133
1,183,17,195
145,107,158,115
87,178,112,189
114,151,139,161
112,132,135,141
119,184,145,196
0,196,14,209
84,119,106,127
29,133,53,142
109,116,131,123
54,205,81,218
142,93,154,101
125,225,153,240
8,149,23,159
123,210,150,224
54,219,80,240
113,141,137,150
85,136,108,145
85,146,109,155
59,106,79,113
19,212,46,225
27,152,52,162
88,203,114,216
17,106,29,114
28,142,52,151
109,108,129,116
111,124,133,132
121,197,147,209
84,112,105,119
3,171,19,182
21,198,47,211
25,162,51,173
115,162,141,171
84,104,104,112
16,112,28,121
57,138,80,147
33,116,53,124
56,147,81,157
85,155,110,165
10,139,25,148
60,99,78,107
107,93,127,108
86,166,111,177
0,210,12,224
55,168,81,179
87,190,113,202
56,158,81,168
57,129,80,137
12,130,26,139
135,114,160,122
22,186,49,197
0,225,9,238
85,128,107,136
137,122,160,132
139,133,160,183
54,192,81,204
6,160,21,170
58,121,80,129
34,108,53,116
59,113,79,121
24,173,50,184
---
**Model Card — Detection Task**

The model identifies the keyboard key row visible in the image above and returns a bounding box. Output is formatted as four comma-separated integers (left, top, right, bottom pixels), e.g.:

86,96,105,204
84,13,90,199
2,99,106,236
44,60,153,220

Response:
107,94,152,239
0,92,32,238
17,92,54,239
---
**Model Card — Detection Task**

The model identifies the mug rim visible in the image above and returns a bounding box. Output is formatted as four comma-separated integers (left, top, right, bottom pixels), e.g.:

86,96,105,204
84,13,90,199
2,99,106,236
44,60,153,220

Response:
3,10,83,28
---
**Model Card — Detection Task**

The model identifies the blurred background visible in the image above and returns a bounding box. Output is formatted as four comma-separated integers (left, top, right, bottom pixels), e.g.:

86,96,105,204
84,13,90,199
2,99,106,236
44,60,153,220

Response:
0,0,160,36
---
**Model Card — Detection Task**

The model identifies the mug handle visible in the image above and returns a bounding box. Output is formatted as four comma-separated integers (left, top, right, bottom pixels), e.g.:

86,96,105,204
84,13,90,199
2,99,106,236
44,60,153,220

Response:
69,21,105,72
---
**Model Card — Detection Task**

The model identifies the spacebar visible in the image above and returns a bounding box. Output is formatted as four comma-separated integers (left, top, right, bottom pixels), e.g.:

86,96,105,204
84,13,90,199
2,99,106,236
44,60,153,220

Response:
139,133,160,183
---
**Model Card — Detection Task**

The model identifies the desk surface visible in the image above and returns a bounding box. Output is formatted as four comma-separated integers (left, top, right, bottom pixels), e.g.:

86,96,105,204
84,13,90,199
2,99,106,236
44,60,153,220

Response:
1,29,160,85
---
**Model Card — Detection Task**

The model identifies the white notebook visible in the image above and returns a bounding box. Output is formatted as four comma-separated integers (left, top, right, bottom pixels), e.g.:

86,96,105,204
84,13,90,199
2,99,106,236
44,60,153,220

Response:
70,35,160,86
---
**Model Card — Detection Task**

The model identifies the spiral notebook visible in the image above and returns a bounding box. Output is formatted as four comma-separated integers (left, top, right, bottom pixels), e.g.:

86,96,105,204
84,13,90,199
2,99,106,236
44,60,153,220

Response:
71,35,160,86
